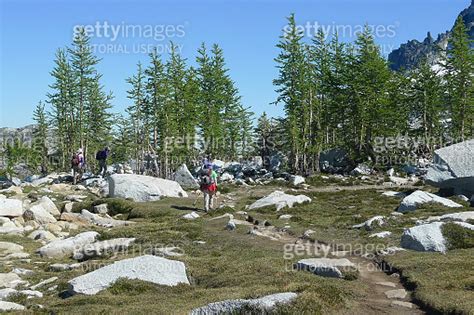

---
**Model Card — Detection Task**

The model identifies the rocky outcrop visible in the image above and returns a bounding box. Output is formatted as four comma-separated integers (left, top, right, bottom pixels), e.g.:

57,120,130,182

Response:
426,139,474,197
319,148,351,174
174,164,199,190
108,174,188,201
388,32,448,71
68,255,189,295
389,1,473,71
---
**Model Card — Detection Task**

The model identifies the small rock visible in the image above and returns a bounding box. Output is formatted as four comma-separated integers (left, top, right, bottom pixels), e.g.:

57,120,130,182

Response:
0,301,25,311
352,216,385,231
295,258,355,278
183,212,200,220
384,289,407,299
289,175,305,186
30,277,58,290
93,204,108,214
226,220,236,231
369,231,392,238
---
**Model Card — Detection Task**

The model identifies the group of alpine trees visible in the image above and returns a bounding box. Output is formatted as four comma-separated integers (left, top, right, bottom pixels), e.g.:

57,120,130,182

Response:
270,14,473,174
32,27,253,176
121,43,253,177
33,28,113,173
27,15,473,177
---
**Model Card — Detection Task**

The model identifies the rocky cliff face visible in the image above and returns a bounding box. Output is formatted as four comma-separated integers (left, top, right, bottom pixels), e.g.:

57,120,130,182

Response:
0,124,56,159
0,125,37,149
389,0,474,71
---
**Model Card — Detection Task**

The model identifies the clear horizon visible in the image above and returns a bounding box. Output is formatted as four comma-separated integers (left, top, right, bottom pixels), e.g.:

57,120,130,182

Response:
0,0,470,128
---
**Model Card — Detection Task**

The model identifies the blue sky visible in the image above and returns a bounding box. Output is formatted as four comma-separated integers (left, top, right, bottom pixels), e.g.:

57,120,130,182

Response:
0,0,470,127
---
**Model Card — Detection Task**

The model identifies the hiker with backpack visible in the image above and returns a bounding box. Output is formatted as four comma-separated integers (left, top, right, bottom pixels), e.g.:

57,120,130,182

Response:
200,165,218,212
96,146,110,177
71,148,85,185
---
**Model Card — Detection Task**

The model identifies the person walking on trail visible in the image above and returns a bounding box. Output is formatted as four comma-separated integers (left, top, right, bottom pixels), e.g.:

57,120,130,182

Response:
96,146,110,177
71,148,85,185
200,166,218,212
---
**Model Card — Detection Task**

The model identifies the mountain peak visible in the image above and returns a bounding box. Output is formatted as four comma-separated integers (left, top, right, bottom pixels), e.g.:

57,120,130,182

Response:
389,1,473,71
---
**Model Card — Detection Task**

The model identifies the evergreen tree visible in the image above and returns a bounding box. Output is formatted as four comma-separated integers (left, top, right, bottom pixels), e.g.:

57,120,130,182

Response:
255,112,274,166
273,14,308,172
68,27,100,155
348,25,391,161
410,59,443,146
32,101,49,174
47,48,76,169
443,16,474,140
126,62,147,173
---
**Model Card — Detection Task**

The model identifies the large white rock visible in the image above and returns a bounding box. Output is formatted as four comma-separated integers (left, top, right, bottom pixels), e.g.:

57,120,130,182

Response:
295,258,355,278
72,238,136,260
108,174,188,201
397,190,463,213
173,164,199,190
23,204,57,224
190,292,297,315
352,216,385,231
248,191,311,211
37,231,99,258
0,301,25,311
0,198,23,217
0,242,24,256
34,196,60,217
425,139,474,196
0,273,24,289
401,222,447,253
68,255,189,295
